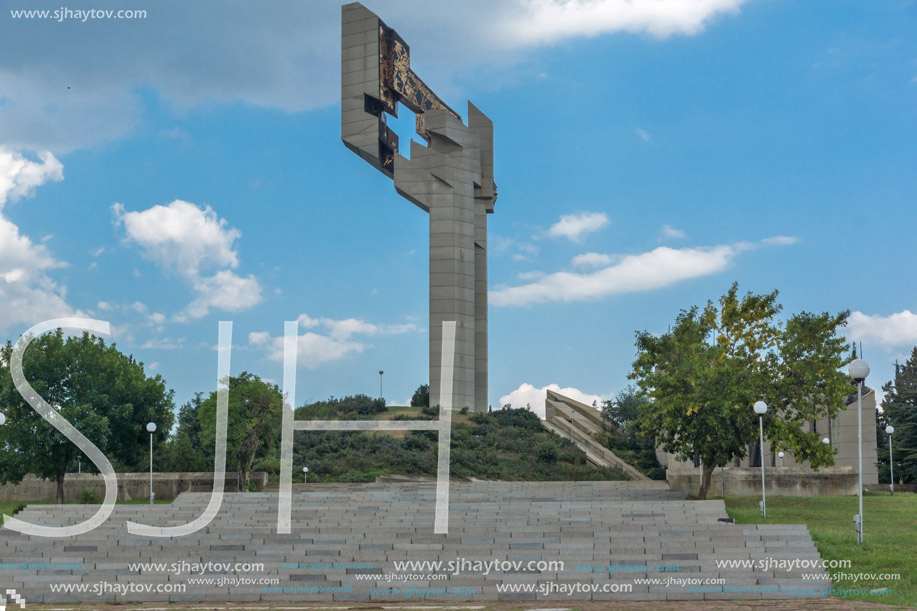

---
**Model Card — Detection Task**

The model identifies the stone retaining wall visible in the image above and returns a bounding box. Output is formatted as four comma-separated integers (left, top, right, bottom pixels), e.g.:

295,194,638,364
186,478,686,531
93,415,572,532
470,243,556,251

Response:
0,472,268,503
668,466,858,496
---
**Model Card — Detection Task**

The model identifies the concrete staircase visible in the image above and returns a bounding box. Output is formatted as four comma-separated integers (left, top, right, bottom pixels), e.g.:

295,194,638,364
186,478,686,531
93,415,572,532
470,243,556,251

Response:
543,389,649,480
0,481,830,603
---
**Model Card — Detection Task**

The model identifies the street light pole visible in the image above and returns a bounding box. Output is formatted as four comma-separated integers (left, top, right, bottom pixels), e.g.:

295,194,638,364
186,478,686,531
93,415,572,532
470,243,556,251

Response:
886,425,895,494
378,370,384,400
303,466,309,484
849,359,869,544
778,451,784,468
754,401,768,518
146,422,157,505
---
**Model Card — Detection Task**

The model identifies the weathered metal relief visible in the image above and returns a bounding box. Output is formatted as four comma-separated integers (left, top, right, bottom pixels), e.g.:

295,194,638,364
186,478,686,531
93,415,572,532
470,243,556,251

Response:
377,19,459,140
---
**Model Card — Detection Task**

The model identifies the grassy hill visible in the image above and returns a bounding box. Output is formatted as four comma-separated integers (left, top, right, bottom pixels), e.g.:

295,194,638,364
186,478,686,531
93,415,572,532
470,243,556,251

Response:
261,399,630,483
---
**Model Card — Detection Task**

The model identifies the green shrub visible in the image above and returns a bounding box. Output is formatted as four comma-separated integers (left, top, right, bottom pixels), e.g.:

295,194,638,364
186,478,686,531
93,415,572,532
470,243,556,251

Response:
410,384,430,407
536,441,559,463
296,395,386,420
288,403,629,482
253,455,281,480
79,487,102,504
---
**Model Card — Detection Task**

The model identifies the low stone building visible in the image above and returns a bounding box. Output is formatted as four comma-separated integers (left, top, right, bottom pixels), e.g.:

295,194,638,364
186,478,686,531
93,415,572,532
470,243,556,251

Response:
658,387,879,493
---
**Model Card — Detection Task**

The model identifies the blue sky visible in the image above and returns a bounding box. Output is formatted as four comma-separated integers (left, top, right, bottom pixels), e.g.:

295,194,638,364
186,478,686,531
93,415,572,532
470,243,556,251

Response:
1,0,915,417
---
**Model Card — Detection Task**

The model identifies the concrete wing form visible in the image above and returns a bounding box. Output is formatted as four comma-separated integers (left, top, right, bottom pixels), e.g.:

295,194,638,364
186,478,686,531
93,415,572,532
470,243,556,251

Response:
543,389,650,481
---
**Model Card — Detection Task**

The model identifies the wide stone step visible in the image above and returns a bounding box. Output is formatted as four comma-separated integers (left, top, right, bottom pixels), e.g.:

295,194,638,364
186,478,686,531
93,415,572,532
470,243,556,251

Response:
0,482,830,602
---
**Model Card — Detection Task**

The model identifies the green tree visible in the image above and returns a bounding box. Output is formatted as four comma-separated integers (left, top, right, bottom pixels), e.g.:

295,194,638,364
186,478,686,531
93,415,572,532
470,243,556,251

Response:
411,384,430,408
165,430,208,472
629,283,851,499
163,393,208,471
878,347,917,484
198,372,282,489
600,386,665,479
0,330,174,503
602,385,643,430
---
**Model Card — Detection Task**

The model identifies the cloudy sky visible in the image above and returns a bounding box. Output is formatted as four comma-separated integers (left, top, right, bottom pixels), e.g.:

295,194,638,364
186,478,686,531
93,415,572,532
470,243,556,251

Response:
1,0,915,416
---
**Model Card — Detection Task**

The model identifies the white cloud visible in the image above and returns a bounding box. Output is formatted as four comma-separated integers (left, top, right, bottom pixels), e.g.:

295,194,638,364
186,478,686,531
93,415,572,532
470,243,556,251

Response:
0,149,75,332
248,331,271,346
493,235,795,306
252,314,421,369
661,224,686,239
505,241,540,262
186,270,262,318
500,0,745,46
761,235,798,246
96,301,113,311
499,382,609,419
848,310,917,347
141,338,184,350
1,1,745,151
545,212,609,242
149,312,166,324
635,127,652,143
114,200,239,276
492,242,751,307
279,332,365,369
115,200,262,319
294,314,421,340
0,149,63,209
571,252,614,269
874,387,886,411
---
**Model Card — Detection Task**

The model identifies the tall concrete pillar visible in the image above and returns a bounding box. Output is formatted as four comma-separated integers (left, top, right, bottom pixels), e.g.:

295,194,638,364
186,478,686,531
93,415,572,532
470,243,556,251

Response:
340,3,496,411
469,104,495,411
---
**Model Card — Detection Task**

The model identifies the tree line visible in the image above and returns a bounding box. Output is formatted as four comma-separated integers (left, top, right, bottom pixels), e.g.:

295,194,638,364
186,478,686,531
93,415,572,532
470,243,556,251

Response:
1,283,915,503
612,283,917,498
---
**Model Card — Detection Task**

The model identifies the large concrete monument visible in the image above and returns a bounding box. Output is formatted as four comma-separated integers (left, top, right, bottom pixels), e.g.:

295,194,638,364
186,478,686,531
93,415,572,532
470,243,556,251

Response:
341,3,496,411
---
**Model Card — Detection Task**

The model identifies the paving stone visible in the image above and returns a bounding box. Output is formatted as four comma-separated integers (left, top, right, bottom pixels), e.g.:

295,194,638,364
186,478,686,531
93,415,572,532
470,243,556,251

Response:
0,481,830,603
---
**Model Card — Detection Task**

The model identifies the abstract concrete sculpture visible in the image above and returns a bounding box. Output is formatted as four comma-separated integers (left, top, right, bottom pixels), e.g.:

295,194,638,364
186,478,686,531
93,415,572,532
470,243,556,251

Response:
341,3,496,411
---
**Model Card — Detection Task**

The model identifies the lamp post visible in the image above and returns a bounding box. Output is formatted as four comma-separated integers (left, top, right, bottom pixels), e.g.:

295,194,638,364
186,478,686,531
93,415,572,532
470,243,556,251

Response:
146,422,156,505
378,370,384,400
721,463,726,499
78,457,81,474
303,466,309,484
778,451,784,467
754,401,768,518
822,437,830,445
849,358,869,544
886,425,895,495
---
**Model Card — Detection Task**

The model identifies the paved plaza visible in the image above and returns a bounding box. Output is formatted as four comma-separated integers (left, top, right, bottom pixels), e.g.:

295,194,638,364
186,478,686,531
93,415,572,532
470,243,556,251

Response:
0,481,831,604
